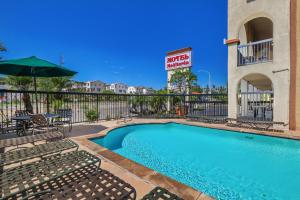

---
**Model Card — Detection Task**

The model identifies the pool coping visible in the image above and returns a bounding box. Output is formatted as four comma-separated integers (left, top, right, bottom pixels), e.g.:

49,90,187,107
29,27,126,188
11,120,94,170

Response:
72,119,300,200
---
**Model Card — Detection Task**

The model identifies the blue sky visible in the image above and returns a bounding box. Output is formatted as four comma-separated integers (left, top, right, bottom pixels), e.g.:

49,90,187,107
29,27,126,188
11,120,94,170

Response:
0,0,228,89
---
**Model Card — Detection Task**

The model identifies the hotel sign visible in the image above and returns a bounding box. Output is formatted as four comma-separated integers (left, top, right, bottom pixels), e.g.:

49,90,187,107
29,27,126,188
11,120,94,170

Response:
165,48,192,71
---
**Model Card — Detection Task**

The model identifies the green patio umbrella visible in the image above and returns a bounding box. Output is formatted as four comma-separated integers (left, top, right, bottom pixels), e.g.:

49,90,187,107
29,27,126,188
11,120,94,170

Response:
0,56,77,112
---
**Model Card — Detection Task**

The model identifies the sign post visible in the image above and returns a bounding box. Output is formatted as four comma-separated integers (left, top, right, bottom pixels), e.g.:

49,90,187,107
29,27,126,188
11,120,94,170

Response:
165,47,192,93
165,47,192,112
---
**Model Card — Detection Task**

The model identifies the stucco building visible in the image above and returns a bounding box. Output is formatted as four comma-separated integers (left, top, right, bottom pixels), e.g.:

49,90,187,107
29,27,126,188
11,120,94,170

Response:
108,83,128,94
85,80,106,93
291,0,300,130
127,86,143,94
226,0,300,130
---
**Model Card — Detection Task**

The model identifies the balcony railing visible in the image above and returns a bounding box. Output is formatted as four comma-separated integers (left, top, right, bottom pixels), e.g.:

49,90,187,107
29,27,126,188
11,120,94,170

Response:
237,39,273,66
237,91,273,121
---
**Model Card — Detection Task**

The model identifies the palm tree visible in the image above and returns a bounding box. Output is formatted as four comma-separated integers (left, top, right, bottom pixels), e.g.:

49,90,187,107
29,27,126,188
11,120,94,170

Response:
0,42,6,52
5,76,34,113
183,70,197,93
169,69,197,94
38,77,72,92
0,42,7,60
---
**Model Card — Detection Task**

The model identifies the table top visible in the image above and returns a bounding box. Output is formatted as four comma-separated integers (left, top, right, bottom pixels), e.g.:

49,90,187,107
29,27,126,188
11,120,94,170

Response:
44,113,60,118
11,113,60,121
11,115,31,121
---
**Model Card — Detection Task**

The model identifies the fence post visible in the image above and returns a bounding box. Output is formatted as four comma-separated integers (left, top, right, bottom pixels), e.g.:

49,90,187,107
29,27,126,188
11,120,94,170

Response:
96,94,99,121
46,93,50,113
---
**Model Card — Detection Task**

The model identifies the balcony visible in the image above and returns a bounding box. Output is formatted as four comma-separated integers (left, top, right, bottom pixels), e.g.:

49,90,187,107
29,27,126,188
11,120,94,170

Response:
237,39,273,66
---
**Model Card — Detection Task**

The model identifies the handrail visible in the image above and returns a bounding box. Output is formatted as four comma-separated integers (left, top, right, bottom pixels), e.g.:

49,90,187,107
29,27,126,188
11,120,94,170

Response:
238,38,273,48
237,38,273,66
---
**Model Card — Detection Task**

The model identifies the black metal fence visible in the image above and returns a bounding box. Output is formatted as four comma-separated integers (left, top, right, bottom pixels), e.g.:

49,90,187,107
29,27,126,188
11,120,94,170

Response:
0,90,228,124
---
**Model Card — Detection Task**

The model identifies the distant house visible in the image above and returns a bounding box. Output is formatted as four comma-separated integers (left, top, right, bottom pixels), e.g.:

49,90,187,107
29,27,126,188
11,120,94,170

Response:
85,80,106,93
142,87,155,94
127,86,137,94
70,81,86,91
127,86,144,94
108,83,128,94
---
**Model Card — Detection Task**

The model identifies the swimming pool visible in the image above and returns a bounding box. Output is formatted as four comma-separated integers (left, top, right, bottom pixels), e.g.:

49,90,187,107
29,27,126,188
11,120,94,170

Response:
91,123,300,200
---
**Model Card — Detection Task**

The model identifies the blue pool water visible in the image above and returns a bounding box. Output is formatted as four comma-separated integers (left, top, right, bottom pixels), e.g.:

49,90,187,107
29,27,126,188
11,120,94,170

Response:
91,123,300,200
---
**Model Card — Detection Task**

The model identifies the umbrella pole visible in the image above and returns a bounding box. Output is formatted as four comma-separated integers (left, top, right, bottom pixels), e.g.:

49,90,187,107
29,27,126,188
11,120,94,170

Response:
34,76,38,113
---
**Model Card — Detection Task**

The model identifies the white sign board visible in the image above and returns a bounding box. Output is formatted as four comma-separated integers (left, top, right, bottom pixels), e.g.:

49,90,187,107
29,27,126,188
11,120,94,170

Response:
165,50,192,71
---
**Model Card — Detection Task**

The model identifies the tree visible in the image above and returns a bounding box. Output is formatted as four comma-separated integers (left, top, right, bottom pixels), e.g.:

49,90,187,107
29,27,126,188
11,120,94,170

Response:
191,85,203,93
5,76,34,113
0,42,6,52
204,84,210,94
149,89,168,114
169,69,197,94
184,70,198,92
0,42,6,60
101,90,114,94
38,77,73,109
38,77,72,92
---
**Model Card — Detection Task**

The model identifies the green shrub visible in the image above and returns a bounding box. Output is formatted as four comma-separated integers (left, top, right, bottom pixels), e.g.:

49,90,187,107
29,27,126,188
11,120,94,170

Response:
85,109,99,122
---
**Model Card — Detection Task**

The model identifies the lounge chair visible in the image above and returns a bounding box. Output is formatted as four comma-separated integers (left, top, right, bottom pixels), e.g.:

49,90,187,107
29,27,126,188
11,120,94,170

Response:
141,187,183,200
226,118,285,131
186,114,226,124
21,166,137,200
0,150,100,199
0,139,78,168
0,131,63,149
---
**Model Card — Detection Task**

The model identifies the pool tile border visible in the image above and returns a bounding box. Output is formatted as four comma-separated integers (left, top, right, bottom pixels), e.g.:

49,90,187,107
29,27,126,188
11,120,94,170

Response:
72,119,300,200
73,122,214,200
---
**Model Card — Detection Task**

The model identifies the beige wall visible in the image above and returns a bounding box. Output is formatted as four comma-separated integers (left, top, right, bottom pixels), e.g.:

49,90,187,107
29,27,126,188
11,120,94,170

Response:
296,1,300,130
227,0,291,125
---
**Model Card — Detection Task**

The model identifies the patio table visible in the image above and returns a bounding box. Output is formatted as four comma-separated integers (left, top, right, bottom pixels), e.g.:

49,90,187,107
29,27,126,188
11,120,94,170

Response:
44,113,60,119
43,113,60,125
11,115,32,136
11,114,61,136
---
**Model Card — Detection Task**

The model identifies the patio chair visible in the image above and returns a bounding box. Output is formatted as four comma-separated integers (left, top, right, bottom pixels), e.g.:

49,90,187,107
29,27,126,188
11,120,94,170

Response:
56,108,72,132
0,110,20,134
0,139,78,168
141,187,183,200
15,110,30,116
265,108,273,121
14,109,32,135
117,112,133,124
31,114,62,135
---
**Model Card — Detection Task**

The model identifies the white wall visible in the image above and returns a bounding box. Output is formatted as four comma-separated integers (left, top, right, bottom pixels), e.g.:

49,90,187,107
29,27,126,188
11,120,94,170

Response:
227,0,291,124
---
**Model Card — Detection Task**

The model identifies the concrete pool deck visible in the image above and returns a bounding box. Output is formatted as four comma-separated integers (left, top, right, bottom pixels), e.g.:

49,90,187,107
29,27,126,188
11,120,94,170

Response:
70,118,300,199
